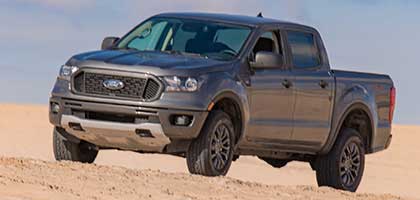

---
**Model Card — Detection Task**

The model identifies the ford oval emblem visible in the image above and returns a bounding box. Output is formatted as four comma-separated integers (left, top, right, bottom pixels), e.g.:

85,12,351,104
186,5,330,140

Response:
103,79,125,90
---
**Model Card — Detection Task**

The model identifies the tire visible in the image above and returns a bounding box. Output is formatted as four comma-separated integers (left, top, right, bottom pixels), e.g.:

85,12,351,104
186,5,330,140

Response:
315,128,365,192
259,157,289,168
186,111,235,176
53,128,98,163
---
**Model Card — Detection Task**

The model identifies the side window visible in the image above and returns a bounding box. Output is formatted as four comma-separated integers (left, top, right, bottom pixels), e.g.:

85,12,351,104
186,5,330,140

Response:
252,31,281,56
286,31,320,69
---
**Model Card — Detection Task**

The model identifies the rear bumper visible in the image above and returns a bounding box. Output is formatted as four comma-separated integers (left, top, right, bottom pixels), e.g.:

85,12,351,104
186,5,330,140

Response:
49,96,208,152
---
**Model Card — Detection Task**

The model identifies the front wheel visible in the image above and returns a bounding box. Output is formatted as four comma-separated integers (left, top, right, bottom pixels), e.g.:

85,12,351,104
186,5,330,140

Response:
53,128,98,163
186,111,235,176
315,128,365,192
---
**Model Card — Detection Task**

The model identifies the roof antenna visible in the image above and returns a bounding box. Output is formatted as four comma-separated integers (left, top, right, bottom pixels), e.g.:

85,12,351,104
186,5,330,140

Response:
257,12,263,18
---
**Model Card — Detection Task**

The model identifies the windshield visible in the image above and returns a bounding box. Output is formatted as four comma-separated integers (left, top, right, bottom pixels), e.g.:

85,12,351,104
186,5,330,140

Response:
116,17,252,61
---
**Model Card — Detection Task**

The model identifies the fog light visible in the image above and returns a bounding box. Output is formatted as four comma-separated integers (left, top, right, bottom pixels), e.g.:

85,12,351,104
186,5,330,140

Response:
50,103,60,114
173,115,192,126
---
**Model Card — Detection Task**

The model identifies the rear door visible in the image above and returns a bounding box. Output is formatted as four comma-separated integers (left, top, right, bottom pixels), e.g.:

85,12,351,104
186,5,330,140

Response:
285,30,334,147
246,30,295,144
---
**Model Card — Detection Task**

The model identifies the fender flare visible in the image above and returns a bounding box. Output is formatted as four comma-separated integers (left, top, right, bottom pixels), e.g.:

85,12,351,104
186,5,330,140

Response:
319,102,374,154
209,91,248,144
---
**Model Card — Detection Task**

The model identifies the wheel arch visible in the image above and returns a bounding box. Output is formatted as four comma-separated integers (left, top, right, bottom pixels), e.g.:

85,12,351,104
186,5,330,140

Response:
321,102,375,154
209,91,247,145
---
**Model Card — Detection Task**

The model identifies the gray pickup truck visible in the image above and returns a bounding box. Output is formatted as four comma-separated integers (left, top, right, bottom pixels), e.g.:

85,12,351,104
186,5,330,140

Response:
49,12,395,192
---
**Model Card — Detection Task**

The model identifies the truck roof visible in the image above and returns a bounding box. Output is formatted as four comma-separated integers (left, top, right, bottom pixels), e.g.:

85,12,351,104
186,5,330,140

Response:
155,12,310,28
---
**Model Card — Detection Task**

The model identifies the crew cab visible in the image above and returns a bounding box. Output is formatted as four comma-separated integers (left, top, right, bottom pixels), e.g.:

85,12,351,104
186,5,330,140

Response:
49,12,395,192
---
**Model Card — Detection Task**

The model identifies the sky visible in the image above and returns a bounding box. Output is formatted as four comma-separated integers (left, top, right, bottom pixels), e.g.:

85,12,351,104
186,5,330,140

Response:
0,0,419,124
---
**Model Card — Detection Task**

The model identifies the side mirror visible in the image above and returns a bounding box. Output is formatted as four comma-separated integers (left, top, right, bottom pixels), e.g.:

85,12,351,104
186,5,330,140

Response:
101,37,120,50
251,51,284,69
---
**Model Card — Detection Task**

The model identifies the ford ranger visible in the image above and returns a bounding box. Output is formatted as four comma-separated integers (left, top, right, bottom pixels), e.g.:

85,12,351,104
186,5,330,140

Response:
49,12,395,192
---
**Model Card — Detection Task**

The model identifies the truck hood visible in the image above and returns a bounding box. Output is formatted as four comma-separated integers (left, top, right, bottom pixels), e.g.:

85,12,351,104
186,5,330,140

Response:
68,50,231,75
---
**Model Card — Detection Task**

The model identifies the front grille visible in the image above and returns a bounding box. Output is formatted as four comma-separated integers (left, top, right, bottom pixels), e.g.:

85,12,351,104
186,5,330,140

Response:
72,71,162,101
71,109,160,124
71,109,151,124
86,111,137,123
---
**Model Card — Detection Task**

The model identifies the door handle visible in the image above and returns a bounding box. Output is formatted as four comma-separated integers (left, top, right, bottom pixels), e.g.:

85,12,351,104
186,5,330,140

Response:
319,80,328,89
282,79,292,88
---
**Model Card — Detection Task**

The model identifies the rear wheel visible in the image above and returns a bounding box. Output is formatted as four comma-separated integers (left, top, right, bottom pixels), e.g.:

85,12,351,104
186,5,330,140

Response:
53,128,98,163
186,111,235,176
315,128,365,192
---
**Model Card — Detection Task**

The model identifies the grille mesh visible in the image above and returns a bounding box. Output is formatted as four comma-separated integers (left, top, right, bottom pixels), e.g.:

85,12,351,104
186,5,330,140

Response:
73,72,161,101
143,79,161,100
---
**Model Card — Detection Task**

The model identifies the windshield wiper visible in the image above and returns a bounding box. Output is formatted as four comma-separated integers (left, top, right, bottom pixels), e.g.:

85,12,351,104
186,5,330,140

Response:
114,48,209,59
162,50,208,59
116,47,139,51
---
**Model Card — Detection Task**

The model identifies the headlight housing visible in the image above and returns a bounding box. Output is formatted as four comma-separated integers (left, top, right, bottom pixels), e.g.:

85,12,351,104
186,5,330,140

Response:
59,65,78,79
163,76,201,92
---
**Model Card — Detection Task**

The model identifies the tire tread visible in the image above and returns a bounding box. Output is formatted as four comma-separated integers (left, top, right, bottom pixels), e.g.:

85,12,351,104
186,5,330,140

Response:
315,128,365,192
186,111,234,176
53,128,98,163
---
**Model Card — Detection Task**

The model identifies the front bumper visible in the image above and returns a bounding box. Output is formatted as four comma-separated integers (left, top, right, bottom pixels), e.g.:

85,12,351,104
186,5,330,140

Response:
49,96,208,152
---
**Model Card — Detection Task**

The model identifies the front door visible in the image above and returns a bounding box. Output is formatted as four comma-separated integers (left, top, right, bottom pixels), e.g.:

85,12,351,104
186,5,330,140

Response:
246,31,295,144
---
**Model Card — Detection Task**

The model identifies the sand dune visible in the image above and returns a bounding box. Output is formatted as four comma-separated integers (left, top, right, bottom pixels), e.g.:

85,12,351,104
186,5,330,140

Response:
0,157,403,200
0,104,418,199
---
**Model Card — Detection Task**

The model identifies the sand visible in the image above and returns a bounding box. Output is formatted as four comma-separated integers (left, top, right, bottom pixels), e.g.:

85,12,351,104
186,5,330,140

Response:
0,104,418,200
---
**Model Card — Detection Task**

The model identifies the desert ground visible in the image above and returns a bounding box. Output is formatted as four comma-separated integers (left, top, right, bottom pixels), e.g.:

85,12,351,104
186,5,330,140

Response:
0,104,418,200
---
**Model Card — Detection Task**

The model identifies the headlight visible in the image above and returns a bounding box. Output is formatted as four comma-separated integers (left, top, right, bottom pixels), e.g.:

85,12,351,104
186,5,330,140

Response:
163,76,201,92
59,65,79,79
184,78,198,92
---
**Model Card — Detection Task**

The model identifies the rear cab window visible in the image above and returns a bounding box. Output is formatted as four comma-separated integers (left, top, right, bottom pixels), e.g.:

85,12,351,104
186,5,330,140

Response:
286,31,321,69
